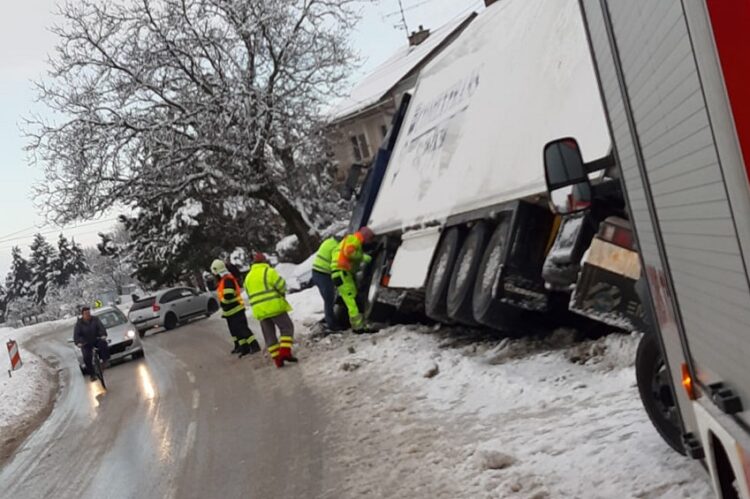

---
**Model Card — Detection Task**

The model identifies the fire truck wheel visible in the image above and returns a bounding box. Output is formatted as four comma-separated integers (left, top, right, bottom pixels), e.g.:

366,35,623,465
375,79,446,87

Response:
635,332,686,455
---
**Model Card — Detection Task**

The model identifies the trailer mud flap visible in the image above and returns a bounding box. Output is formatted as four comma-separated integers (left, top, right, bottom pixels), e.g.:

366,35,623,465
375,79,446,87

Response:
570,263,646,331
387,227,442,289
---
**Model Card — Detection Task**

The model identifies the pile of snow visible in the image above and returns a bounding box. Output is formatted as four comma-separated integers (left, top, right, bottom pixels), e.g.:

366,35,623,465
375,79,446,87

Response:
275,263,302,293
291,300,712,498
288,287,325,325
284,280,708,496
0,319,74,451
273,254,315,294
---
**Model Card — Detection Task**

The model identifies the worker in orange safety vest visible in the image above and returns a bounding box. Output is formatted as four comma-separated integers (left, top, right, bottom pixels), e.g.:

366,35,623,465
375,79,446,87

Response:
330,226,375,332
211,259,261,357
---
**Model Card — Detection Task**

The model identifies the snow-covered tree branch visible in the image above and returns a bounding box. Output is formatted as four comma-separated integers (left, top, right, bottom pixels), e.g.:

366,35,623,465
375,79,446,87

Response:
27,0,360,257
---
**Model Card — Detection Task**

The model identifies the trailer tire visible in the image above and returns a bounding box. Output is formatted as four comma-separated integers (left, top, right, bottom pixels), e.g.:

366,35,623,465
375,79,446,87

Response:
447,222,491,325
472,216,517,330
425,227,463,322
635,333,686,455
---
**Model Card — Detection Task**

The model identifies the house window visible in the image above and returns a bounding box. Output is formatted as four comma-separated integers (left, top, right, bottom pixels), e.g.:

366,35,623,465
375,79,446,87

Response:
350,133,370,162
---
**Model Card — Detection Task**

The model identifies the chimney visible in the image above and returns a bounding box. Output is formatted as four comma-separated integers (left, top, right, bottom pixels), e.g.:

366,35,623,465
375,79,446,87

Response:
484,0,498,6
408,25,430,46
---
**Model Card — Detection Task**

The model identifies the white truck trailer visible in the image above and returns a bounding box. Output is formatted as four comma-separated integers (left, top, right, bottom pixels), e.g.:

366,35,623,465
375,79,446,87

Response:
545,1,750,496
359,0,612,332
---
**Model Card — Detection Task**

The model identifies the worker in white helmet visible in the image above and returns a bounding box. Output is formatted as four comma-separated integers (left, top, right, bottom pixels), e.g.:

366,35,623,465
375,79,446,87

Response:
210,259,261,357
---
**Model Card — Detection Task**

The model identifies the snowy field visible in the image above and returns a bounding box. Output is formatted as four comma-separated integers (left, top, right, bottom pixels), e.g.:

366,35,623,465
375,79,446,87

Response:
289,289,713,498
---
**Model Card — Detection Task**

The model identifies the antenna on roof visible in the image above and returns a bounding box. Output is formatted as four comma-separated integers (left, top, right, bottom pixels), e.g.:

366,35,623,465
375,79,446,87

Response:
396,0,410,36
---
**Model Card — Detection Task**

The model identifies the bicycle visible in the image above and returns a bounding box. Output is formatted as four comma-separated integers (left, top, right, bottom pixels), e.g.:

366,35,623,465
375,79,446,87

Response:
91,346,107,390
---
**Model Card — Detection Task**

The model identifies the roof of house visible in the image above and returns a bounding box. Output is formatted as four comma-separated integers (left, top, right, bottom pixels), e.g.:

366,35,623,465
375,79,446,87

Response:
329,13,476,123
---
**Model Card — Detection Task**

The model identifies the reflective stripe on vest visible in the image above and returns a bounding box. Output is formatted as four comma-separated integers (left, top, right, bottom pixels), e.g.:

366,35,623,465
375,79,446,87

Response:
248,267,283,306
244,263,292,321
218,274,244,317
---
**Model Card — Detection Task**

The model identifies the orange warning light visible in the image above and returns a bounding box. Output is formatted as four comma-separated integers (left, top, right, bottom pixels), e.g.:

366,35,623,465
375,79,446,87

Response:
682,363,696,400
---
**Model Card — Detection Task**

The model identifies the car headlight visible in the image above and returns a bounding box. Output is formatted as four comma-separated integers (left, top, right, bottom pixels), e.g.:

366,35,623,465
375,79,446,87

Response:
126,329,136,339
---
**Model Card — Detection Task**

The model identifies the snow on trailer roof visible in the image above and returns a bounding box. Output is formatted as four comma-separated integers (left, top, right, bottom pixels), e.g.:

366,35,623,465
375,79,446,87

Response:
329,13,476,123
367,0,611,234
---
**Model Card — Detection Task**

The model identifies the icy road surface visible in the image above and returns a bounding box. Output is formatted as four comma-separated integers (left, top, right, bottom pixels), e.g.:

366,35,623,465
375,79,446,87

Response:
0,287,712,498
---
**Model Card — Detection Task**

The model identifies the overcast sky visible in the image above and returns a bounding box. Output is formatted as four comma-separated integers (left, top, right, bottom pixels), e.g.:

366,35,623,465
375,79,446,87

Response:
0,0,484,275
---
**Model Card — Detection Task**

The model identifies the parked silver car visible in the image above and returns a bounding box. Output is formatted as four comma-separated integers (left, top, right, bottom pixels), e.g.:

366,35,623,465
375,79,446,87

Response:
73,306,144,374
128,287,219,337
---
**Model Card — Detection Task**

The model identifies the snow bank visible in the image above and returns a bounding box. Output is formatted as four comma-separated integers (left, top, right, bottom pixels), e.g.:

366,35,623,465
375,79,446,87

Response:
275,263,302,292
295,307,712,497
0,320,72,459
273,254,315,294
250,276,710,496
288,287,324,325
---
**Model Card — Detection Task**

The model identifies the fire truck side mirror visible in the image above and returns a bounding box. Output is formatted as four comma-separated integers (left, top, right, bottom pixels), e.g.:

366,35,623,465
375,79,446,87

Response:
543,137,593,215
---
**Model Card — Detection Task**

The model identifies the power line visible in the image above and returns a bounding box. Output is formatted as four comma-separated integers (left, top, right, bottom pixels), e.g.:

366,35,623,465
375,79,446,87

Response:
384,0,436,20
0,227,113,252
0,218,119,246
0,223,45,242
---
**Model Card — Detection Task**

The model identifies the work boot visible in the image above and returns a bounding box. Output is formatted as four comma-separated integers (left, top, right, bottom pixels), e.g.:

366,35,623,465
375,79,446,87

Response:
279,336,297,363
273,355,284,368
280,348,298,363
231,344,240,354
353,324,379,334
248,339,261,354
238,344,252,358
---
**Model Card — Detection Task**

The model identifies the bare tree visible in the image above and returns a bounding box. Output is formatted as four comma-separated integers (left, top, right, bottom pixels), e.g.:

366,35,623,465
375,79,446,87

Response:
27,0,360,255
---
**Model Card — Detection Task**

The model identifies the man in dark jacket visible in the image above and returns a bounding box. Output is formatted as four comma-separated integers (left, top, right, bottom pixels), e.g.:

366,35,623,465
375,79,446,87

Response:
74,306,111,380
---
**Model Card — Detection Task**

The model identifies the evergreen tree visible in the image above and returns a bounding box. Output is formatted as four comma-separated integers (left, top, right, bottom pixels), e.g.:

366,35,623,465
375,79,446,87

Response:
53,234,90,287
28,233,57,307
0,282,8,323
5,246,32,303
54,234,73,287
120,197,282,288
69,238,89,275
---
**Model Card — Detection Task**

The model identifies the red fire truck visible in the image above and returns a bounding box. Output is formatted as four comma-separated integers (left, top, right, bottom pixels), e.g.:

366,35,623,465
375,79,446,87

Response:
545,1,750,496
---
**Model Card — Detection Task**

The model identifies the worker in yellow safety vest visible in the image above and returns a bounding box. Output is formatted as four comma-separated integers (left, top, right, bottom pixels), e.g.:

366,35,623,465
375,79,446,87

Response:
244,253,296,368
211,259,261,357
331,226,374,332
311,236,342,332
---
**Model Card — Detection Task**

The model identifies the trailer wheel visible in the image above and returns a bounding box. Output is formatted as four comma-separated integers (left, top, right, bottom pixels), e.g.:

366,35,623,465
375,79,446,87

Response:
635,333,686,455
362,250,395,322
446,221,491,325
425,227,463,322
472,217,517,330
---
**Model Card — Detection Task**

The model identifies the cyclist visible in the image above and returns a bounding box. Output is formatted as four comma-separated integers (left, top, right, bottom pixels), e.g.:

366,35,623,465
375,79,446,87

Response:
74,305,111,381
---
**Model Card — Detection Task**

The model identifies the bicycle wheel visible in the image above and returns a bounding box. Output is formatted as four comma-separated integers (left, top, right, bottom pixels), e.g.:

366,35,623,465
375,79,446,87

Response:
93,349,107,390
